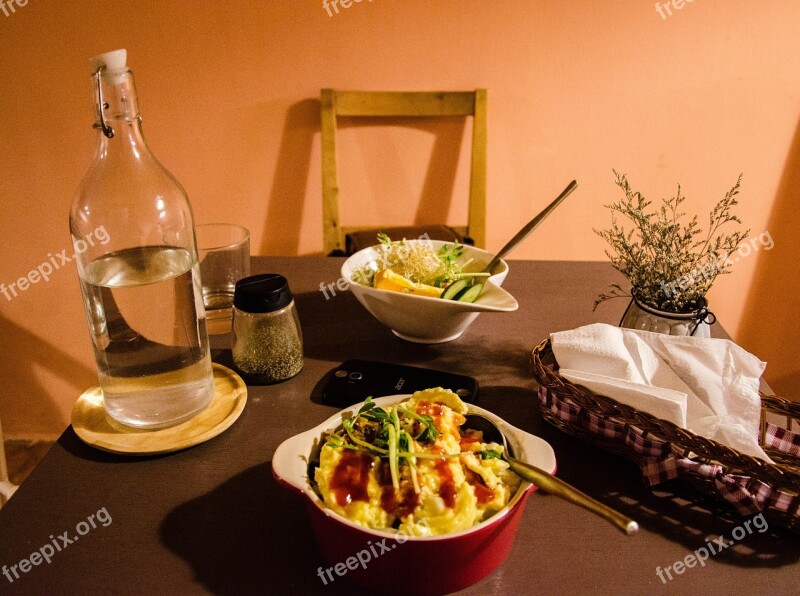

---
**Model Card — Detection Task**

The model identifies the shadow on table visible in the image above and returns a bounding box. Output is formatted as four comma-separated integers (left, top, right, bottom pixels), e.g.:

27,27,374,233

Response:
525,407,800,566
602,483,800,567
210,348,235,370
159,462,372,595
465,385,800,566
294,290,435,364
294,290,538,396
58,425,176,464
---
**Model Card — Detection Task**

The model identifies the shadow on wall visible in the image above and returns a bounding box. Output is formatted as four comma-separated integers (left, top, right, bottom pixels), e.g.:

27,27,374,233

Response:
260,97,467,256
261,99,319,256
0,311,95,437
738,119,800,400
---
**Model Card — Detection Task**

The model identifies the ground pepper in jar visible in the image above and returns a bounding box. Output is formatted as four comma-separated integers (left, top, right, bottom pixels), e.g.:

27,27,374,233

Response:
231,274,303,383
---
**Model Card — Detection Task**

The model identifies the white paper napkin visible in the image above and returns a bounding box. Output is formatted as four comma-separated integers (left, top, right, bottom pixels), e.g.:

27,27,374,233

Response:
551,323,770,462
559,368,688,428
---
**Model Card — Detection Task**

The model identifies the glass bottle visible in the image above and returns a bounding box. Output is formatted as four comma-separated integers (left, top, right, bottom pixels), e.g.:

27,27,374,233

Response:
70,49,214,429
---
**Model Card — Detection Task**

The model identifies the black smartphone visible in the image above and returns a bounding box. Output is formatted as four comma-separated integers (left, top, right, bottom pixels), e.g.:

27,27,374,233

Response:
320,359,479,407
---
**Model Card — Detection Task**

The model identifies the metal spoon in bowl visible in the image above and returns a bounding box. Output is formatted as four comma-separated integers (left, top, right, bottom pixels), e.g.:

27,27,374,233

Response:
465,413,639,535
483,180,578,274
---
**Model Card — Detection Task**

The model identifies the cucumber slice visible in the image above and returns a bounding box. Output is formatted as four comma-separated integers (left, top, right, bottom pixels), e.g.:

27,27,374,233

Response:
441,279,468,300
456,283,484,303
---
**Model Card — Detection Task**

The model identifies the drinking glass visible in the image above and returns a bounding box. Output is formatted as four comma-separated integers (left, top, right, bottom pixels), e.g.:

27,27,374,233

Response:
196,224,250,333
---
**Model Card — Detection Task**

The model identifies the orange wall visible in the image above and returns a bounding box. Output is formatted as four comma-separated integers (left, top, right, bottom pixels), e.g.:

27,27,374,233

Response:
1,1,799,437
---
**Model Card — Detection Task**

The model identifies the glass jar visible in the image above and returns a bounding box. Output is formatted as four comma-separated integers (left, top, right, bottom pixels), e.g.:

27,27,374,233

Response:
619,294,715,337
232,274,304,383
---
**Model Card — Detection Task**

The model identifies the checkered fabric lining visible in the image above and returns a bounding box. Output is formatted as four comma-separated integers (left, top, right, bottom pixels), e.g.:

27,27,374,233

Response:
764,423,800,457
539,385,800,518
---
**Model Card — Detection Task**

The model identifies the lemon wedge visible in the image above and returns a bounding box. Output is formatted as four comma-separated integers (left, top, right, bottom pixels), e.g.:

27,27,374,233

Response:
374,269,443,298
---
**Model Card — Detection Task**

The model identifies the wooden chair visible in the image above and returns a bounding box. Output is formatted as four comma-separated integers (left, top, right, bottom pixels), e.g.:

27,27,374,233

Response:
0,418,18,508
320,89,487,255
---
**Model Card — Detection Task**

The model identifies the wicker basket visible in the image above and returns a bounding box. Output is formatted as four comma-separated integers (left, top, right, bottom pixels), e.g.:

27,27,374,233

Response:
531,339,800,533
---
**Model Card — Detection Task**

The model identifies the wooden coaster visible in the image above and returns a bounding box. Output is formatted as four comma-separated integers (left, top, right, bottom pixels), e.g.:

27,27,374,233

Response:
71,363,247,455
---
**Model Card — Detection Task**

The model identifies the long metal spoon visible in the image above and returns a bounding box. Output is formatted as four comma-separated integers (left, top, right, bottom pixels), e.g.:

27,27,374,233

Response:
483,180,578,274
465,413,639,535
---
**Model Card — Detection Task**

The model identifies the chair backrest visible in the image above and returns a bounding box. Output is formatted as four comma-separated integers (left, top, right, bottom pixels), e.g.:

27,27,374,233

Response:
320,89,487,254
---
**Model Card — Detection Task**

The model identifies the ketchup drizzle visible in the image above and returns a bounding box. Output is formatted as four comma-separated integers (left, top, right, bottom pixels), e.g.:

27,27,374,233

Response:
330,450,373,506
435,458,457,508
377,461,420,518
465,468,495,505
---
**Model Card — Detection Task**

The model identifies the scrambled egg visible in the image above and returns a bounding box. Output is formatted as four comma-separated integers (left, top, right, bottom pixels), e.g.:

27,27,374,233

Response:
314,388,521,536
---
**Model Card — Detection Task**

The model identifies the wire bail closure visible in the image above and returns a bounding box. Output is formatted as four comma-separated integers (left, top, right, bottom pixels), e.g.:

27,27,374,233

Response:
93,66,114,138
695,306,716,326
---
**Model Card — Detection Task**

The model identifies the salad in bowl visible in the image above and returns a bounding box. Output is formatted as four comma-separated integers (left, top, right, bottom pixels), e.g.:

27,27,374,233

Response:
342,237,518,343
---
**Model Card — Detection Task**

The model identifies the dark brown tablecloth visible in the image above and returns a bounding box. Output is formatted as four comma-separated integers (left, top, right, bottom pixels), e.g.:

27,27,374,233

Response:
0,258,797,594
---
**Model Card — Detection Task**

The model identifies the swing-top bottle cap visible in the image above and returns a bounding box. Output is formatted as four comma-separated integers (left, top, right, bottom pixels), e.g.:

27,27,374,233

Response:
90,49,128,80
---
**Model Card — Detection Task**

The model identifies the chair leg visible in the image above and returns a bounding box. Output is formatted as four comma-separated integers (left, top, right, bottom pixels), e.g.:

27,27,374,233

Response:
0,419,19,508
0,480,18,507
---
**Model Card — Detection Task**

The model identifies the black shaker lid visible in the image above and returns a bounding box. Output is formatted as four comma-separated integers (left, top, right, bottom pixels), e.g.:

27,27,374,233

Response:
233,274,292,313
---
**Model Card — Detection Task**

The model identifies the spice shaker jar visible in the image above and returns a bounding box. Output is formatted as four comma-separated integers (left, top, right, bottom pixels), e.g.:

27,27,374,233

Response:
232,274,303,383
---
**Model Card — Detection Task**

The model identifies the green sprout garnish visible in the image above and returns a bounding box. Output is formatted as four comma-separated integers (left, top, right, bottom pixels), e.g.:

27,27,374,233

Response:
438,241,463,266
325,398,460,493
354,234,467,288
398,406,439,443
357,398,388,423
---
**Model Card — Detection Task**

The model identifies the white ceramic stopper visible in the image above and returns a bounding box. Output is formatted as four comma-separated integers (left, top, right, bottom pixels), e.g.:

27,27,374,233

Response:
89,49,128,73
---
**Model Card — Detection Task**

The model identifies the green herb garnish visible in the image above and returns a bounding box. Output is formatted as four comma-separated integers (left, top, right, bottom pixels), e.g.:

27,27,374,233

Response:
398,406,439,443
326,398,458,491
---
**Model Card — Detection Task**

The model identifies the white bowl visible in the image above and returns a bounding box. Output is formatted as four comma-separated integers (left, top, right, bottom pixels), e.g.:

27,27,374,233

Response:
342,240,518,343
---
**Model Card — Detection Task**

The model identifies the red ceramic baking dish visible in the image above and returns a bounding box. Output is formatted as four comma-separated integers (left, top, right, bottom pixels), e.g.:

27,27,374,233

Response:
272,395,556,594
